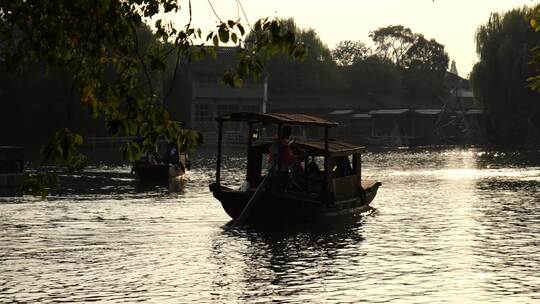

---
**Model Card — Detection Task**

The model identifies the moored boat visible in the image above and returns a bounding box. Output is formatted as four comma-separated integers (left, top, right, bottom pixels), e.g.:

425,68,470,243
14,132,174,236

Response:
209,112,381,223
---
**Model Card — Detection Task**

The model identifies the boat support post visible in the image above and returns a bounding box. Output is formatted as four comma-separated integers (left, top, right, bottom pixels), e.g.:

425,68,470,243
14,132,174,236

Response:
277,124,282,189
323,126,334,205
358,153,362,182
246,122,253,183
247,122,253,158
216,120,223,186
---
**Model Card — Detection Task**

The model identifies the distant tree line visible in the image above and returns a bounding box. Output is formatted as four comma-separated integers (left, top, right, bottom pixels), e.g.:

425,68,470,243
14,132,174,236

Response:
471,4,540,147
1,17,453,151
258,20,450,100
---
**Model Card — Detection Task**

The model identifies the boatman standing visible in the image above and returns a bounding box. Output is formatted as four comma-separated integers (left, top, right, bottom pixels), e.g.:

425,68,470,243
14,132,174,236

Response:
268,126,295,189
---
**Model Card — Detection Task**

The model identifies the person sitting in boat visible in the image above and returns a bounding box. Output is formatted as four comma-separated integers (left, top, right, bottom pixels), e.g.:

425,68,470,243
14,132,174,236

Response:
165,143,188,179
140,150,158,164
147,149,164,165
166,143,179,166
306,157,323,193
333,156,353,177
306,157,320,175
289,143,306,191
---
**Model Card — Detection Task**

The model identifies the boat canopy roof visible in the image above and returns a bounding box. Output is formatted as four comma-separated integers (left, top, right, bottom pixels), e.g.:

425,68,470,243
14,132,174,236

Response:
254,140,364,156
298,140,365,155
216,112,338,127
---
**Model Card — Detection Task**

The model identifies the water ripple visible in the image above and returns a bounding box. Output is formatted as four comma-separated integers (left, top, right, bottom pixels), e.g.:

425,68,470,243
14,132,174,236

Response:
1,148,540,303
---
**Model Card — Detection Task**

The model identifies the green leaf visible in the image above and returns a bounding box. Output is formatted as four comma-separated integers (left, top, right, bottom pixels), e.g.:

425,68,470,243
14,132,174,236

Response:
237,23,245,36
73,134,83,145
254,20,262,32
163,1,177,13
218,27,229,43
531,18,539,31
270,20,280,38
233,75,243,87
222,71,234,87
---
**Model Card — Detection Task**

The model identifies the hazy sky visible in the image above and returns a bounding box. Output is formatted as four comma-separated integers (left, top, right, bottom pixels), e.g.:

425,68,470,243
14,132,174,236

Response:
170,0,537,77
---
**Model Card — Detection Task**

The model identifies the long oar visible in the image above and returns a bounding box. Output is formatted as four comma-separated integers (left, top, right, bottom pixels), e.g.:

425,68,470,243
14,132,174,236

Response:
232,171,273,227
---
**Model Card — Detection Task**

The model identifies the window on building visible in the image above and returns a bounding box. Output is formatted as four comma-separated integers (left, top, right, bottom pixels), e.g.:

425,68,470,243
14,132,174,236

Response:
195,104,211,122
217,104,240,117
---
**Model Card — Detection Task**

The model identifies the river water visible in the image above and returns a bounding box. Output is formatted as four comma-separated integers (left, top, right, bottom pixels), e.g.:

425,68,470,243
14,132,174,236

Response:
1,148,539,303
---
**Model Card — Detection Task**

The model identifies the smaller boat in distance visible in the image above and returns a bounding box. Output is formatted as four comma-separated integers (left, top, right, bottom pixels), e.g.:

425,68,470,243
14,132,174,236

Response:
209,112,381,224
132,162,184,182
131,139,190,182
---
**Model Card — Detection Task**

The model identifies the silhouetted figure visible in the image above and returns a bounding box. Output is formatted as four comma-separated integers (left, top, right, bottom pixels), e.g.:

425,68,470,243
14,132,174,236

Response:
306,157,323,193
289,143,306,191
333,156,353,177
167,144,179,166
268,126,294,189
268,126,294,170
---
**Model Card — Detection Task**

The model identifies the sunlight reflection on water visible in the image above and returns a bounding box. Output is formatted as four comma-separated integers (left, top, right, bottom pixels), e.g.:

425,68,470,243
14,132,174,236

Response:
1,148,539,303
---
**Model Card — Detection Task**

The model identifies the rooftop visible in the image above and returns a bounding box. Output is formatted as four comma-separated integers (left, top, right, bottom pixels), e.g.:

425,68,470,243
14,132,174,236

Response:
217,112,339,127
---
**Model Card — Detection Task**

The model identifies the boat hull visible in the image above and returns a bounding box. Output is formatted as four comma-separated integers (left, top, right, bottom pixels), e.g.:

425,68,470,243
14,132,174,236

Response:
209,182,381,222
132,163,185,182
132,163,170,181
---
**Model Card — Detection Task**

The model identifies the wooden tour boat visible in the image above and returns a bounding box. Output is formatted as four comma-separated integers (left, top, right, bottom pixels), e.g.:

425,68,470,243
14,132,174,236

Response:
209,112,381,225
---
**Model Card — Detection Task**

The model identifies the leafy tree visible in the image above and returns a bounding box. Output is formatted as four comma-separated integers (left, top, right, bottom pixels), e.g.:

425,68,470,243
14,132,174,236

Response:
370,25,415,67
402,34,449,98
346,56,402,95
471,5,540,146
529,8,540,91
366,25,449,98
0,1,303,194
404,35,448,75
0,0,304,195
246,18,339,93
332,40,370,66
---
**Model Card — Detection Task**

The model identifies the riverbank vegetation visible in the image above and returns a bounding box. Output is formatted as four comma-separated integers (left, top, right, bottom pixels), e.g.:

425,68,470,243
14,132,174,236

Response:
471,4,540,147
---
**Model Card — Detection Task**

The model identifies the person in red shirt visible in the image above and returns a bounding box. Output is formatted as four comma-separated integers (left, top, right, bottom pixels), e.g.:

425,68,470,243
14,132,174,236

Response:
268,126,295,189
268,126,295,171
